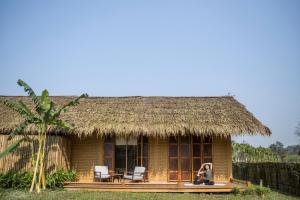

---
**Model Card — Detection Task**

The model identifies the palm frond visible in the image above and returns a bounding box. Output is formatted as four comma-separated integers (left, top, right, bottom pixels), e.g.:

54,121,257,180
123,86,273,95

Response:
44,101,54,122
17,79,43,114
52,93,88,119
9,121,29,139
52,119,73,130
18,100,34,116
0,138,26,159
41,90,51,111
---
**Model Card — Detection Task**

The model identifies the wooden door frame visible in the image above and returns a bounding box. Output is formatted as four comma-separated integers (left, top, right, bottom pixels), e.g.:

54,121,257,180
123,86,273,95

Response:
168,135,213,182
104,135,115,173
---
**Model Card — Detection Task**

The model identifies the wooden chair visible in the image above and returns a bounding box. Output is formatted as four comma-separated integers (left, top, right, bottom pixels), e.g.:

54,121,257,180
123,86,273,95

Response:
123,166,146,182
94,166,112,182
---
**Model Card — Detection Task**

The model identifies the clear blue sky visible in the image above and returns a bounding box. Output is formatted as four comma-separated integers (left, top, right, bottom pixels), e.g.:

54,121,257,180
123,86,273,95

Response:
0,0,299,147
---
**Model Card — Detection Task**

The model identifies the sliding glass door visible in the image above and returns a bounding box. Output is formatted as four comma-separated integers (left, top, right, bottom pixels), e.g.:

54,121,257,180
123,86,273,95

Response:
114,137,137,173
104,136,148,176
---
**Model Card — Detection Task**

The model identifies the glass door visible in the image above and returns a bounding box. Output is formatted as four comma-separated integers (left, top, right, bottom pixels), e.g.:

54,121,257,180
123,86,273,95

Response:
104,136,114,173
180,136,191,181
168,136,191,181
169,135,213,182
137,136,149,180
115,137,137,174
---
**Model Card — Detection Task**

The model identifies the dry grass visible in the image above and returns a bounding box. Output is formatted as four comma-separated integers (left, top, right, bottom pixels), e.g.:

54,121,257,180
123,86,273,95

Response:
0,96,271,138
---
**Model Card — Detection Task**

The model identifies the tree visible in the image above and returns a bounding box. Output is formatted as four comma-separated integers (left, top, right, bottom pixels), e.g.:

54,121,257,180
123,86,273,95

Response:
269,141,286,161
232,142,279,163
295,122,300,143
0,80,87,193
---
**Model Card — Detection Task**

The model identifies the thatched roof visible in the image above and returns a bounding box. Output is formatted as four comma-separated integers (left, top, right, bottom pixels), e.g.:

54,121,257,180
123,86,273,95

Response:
0,96,271,137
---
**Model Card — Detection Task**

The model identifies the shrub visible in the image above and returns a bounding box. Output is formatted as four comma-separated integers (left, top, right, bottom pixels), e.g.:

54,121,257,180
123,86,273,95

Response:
243,185,271,196
0,169,77,189
0,171,32,189
255,186,271,196
243,185,256,195
231,187,241,195
46,169,77,189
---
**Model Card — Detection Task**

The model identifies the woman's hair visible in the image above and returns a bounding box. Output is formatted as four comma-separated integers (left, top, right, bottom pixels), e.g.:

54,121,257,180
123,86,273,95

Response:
204,164,210,170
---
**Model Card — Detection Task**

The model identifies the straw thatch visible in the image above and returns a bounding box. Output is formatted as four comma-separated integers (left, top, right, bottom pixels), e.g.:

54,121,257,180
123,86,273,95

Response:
0,96,271,137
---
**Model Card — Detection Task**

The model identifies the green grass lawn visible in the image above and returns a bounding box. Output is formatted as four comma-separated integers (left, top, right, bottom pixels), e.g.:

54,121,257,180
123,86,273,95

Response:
0,189,299,200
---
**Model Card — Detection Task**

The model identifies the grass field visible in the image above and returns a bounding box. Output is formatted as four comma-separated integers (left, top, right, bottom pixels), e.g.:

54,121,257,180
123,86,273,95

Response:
0,189,299,200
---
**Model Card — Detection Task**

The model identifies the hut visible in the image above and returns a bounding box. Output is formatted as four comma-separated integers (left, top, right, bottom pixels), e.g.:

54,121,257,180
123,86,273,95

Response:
0,96,270,190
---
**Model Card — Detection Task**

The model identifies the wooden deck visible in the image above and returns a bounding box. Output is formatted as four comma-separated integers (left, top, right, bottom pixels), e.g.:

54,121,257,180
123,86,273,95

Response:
64,181,247,193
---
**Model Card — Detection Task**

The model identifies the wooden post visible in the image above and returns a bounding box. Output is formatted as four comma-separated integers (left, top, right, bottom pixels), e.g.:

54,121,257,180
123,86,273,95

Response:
141,137,143,166
260,179,263,188
125,137,128,174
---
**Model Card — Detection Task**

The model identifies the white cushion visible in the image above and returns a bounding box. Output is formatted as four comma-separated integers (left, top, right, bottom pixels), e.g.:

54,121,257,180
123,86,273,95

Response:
123,166,146,180
123,175,133,179
132,175,144,180
134,166,145,175
94,166,110,178
95,166,108,174
95,174,111,179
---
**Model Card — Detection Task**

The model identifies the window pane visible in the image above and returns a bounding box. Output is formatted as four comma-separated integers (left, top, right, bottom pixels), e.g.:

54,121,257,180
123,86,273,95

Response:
127,145,137,172
137,145,141,157
104,135,114,143
193,158,201,171
143,137,148,143
169,158,178,170
192,136,201,143
193,144,201,157
169,136,178,144
180,158,190,171
181,171,191,180
169,171,178,181
181,136,189,144
143,158,148,168
143,143,148,157
104,144,113,157
104,158,113,170
180,144,189,157
204,136,212,143
204,157,212,163
203,144,212,156
169,145,178,157
115,145,126,170
137,157,142,166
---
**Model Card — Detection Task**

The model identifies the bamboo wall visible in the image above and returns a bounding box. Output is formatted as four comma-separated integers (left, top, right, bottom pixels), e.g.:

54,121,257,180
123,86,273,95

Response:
70,135,104,182
212,136,232,181
68,135,232,183
148,137,169,182
233,162,300,196
0,134,70,173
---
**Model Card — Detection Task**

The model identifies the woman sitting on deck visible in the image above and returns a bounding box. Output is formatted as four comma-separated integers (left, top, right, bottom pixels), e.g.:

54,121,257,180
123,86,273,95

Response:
194,163,214,185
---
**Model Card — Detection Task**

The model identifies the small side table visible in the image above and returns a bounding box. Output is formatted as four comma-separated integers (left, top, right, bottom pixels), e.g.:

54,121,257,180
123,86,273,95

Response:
113,174,123,183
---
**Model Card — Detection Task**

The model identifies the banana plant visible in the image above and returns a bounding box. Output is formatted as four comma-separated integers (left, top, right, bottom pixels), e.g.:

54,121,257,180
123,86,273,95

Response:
0,79,87,193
